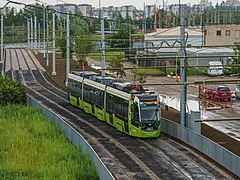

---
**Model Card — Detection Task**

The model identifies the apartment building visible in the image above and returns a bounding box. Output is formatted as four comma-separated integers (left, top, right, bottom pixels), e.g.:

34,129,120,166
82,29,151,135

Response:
169,4,189,17
221,0,240,7
77,4,92,17
119,5,136,19
145,5,155,18
204,24,240,46
1,6,17,15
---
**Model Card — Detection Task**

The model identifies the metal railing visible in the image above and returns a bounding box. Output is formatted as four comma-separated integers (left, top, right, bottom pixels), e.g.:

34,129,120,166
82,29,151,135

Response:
161,118,240,177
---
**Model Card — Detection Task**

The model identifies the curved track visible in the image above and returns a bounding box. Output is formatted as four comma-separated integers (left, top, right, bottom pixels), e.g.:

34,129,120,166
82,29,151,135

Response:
4,48,236,179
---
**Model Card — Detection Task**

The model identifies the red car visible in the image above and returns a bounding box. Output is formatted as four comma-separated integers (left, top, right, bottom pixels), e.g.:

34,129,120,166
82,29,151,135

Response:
207,85,232,102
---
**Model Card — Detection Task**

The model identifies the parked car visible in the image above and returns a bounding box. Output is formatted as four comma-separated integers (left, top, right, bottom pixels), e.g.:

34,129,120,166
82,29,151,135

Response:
235,87,240,99
207,85,232,102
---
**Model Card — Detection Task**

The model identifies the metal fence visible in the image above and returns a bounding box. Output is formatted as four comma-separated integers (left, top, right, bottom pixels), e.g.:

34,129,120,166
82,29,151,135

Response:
162,118,240,177
27,95,114,180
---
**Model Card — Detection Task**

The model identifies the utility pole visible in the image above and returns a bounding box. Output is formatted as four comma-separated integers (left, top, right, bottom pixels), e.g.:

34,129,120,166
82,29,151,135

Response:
66,13,70,85
100,0,106,77
179,1,187,133
52,12,56,75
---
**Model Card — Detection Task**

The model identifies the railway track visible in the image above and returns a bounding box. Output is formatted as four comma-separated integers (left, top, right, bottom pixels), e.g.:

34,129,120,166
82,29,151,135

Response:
4,48,236,179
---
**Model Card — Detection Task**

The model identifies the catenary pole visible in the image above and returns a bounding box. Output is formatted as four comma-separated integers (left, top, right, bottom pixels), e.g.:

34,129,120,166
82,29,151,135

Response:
38,22,40,49
43,7,46,58
1,14,3,64
52,12,56,75
35,0,46,57
27,19,30,48
34,15,37,50
25,9,36,50
100,0,106,77
179,1,187,130
30,16,33,49
46,6,49,66
66,13,70,85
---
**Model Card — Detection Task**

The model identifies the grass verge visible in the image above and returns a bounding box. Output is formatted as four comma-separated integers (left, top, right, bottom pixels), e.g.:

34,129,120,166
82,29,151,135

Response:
166,67,208,75
89,51,127,62
131,68,165,76
0,104,99,179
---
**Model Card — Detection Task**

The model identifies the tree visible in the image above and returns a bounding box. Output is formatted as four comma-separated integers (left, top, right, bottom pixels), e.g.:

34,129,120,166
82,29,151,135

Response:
57,12,93,60
231,44,240,76
107,56,126,79
110,23,136,48
89,18,100,33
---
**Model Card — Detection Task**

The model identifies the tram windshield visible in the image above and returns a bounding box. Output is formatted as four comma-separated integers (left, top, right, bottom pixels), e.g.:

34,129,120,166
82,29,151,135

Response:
140,106,158,121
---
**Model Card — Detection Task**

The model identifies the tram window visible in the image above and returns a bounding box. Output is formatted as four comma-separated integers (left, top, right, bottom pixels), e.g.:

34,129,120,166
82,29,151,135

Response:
122,101,128,121
117,103,122,117
123,102,128,116
83,84,92,102
112,97,118,114
97,90,104,108
106,94,110,111
132,103,139,127
78,82,82,96
106,94,128,121
93,88,104,108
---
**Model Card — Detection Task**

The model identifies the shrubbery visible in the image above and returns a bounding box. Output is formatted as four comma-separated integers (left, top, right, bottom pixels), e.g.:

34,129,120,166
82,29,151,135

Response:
0,76,26,105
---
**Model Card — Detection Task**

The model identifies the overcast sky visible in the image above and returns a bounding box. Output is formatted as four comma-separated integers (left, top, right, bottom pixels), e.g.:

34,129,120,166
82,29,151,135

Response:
1,0,218,10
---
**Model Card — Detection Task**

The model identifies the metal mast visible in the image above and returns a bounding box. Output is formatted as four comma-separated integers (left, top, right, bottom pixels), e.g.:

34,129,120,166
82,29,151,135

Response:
100,0,106,77
52,12,56,75
179,2,187,130
66,13,70,84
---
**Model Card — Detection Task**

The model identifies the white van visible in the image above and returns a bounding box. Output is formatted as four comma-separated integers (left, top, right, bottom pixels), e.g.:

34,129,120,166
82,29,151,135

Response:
207,61,224,76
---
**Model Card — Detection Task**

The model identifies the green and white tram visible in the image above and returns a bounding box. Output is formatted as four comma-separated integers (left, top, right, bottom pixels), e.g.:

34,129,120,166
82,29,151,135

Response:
67,72,161,138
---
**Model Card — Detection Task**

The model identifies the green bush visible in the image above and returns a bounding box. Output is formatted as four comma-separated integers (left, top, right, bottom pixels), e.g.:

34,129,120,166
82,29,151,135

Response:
0,76,26,105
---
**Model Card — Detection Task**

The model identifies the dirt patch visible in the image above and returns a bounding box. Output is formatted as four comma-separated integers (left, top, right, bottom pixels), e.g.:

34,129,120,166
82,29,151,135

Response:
35,52,100,88
202,124,240,157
